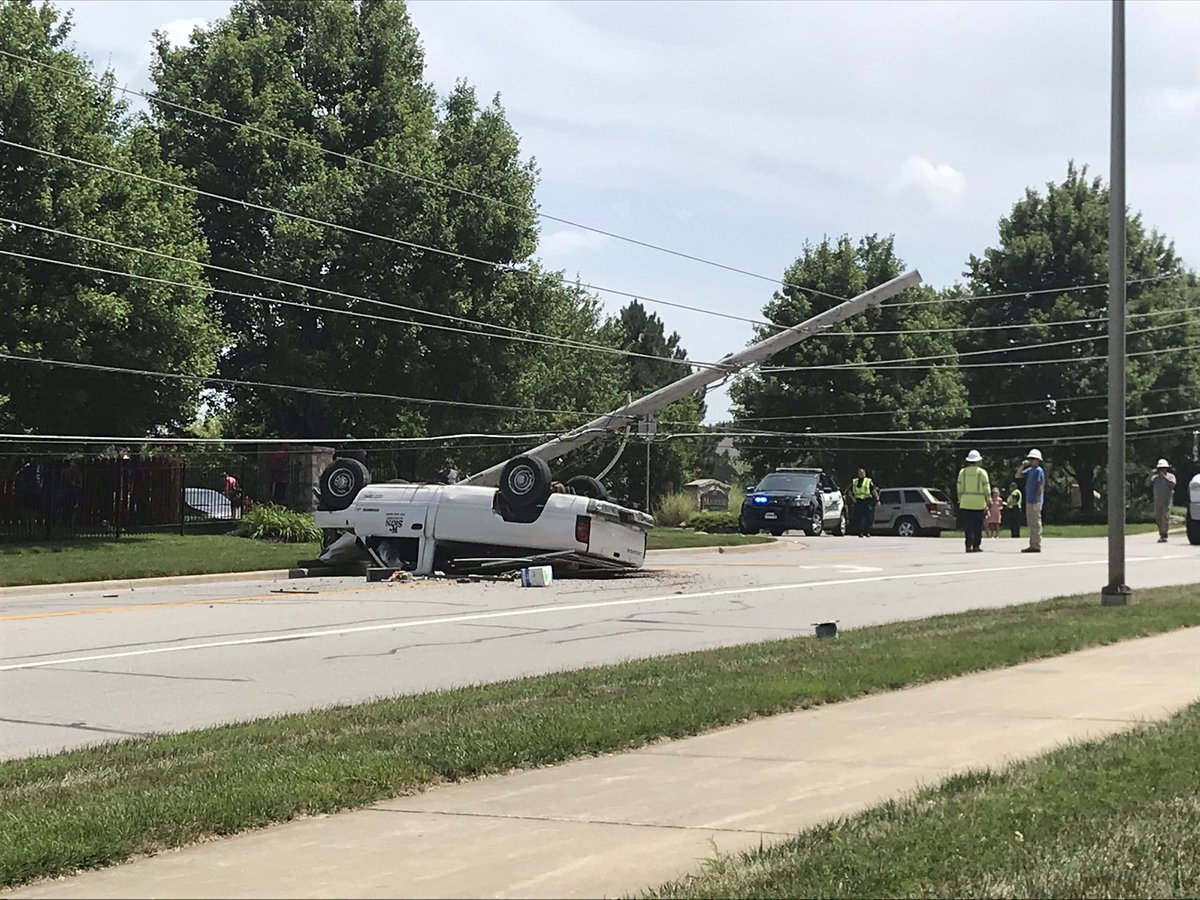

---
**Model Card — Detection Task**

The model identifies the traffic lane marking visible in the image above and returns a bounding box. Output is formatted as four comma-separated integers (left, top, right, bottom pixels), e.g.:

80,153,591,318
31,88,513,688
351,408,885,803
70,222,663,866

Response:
0,581,448,623
0,554,1187,672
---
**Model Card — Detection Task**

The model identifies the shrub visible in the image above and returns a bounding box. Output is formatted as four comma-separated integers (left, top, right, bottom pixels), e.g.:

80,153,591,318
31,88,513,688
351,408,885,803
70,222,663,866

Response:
233,504,321,543
685,510,740,533
654,492,697,527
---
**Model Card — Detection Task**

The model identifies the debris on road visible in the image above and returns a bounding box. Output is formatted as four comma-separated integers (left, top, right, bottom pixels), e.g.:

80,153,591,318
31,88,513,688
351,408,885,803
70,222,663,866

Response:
520,565,554,587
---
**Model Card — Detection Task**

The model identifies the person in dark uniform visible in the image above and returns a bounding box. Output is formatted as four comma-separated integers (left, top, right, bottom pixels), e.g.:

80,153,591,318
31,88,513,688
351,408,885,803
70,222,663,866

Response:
1005,482,1023,539
849,466,878,537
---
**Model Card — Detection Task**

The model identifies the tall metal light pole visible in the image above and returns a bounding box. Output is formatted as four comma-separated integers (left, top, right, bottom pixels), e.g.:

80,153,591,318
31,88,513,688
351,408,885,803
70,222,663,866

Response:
1102,0,1132,606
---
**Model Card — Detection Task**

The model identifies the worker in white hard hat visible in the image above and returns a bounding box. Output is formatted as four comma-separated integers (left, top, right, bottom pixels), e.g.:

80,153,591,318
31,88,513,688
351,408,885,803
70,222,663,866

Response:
956,449,990,553
1017,449,1045,553
1144,459,1176,543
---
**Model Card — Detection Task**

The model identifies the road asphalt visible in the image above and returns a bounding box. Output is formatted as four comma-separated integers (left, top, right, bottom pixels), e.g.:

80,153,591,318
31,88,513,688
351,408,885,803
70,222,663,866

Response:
1,532,1196,758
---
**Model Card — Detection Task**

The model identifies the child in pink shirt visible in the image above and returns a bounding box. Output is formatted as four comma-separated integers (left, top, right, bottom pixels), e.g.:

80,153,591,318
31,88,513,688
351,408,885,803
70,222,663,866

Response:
985,488,1003,539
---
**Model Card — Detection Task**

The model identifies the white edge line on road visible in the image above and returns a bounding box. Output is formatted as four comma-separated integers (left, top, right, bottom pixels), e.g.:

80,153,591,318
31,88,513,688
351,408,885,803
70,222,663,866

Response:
0,554,1189,672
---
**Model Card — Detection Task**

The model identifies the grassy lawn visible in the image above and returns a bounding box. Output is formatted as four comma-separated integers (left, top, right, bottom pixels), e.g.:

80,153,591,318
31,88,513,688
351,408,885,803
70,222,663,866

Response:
0,530,760,588
648,528,773,550
648,702,1200,899
2,583,1197,887
0,534,319,587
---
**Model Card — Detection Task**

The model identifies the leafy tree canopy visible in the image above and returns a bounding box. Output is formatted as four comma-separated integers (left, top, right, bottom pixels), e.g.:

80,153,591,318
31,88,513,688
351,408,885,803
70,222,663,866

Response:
731,234,969,491
0,0,224,436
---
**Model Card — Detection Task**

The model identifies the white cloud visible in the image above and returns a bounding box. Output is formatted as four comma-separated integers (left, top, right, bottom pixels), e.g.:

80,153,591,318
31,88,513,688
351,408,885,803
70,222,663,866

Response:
538,229,612,257
160,17,208,48
888,157,967,213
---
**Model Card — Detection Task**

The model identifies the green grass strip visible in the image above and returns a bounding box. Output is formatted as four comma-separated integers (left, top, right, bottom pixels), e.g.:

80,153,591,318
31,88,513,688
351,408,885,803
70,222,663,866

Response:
646,701,1200,898
0,534,320,587
646,530,773,550
0,530,763,587
1,583,1197,887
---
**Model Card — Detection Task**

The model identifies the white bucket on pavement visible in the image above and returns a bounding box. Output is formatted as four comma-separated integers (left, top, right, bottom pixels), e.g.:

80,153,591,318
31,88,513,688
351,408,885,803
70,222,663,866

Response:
520,565,554,587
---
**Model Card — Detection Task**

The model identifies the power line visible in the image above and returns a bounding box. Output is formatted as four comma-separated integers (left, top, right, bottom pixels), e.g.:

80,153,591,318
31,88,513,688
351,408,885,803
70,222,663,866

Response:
883,275,1177,307
664,419,1199,446
686,406,1200,439
0,352,631,420
0,47,853,305
19,214,1191,358
681,426,1191,454
663,409,1200,441
8,417,1194,450
0,246,715,369
695,384,1190,425
763,318,1196,372
16,135,1180,343
757,342,1200,374
0,431,589,446
15,135,1181,340
0,137,794,329
810,300,1199,337
0,217,695,368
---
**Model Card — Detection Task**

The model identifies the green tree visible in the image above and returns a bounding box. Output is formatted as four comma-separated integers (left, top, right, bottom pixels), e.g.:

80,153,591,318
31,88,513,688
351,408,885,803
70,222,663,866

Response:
596,301,704,509
150,0,548,440
961,162,1200,512
730,235,969,492
0,0,224,435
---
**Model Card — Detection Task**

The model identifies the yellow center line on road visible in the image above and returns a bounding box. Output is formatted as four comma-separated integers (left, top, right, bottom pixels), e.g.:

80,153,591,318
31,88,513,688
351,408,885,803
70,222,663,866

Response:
0,582,443,623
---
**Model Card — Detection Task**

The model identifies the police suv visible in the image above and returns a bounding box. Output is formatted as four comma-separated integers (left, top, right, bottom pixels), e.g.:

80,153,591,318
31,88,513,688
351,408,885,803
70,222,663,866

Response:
738,468,847,537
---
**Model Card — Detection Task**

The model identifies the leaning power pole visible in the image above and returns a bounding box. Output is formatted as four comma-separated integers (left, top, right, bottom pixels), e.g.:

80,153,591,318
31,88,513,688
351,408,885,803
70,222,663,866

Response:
1102,0,1132,606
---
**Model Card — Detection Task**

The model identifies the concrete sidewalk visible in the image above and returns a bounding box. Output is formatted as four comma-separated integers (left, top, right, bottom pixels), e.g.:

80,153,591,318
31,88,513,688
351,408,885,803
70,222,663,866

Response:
14,627,1200,900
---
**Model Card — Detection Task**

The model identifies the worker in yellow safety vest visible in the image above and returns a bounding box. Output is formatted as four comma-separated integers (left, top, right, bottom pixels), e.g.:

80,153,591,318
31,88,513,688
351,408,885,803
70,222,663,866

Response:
956,449,991,554
849,466,878,537
1006,482,1023,539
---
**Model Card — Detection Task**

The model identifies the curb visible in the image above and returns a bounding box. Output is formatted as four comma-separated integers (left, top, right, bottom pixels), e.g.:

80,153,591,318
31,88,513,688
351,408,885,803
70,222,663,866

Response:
0,569,292,598
647,539,781,555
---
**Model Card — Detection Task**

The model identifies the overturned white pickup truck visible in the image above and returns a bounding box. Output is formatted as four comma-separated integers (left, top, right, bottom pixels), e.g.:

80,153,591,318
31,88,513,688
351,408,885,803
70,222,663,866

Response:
311,270,921,576
314,455,653,575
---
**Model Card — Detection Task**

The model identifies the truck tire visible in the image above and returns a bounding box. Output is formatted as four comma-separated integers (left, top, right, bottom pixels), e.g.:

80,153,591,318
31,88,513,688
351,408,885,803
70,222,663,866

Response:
566,475,607,500
499,455,553,508
334,448,368,464
319,458,370,511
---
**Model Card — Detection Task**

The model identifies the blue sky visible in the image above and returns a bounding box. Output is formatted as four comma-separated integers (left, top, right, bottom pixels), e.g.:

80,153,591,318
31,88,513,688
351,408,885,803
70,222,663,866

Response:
60,0,1200,422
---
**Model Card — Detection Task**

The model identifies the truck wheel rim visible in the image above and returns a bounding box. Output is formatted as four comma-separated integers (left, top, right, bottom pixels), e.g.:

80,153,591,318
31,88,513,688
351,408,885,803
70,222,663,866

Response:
330,470,353,496
508,465,535,495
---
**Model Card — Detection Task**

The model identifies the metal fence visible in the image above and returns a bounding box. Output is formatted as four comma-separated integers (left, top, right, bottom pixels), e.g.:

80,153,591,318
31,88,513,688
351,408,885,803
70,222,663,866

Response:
0,455,250,542
0,445,438,543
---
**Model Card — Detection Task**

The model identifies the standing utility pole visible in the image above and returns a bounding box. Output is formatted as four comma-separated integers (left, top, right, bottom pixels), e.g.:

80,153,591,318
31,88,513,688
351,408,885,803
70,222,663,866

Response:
1102,0,1132,606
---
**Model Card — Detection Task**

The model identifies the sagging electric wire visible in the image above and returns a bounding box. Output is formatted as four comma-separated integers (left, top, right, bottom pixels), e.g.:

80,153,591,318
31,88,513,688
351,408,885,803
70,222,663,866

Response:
760,318,1198,372
0,352,635,422
0,248,725,369
755,342,1200,374
675,405,1200,439
4,136,1186,337
660,384,1192,427
659,419,1200,446
0,137,781,329
0,217,703,370
0,47,855,306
